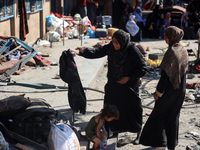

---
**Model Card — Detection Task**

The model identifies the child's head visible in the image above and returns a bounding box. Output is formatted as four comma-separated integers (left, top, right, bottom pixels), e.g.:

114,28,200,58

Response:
100,104,119,122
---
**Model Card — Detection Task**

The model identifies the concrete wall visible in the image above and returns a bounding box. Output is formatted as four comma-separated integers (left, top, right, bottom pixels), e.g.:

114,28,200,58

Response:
0,0,51,44
0,19,12,36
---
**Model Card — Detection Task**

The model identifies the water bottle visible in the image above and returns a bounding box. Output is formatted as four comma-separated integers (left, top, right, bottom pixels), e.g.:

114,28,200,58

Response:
100,126,107,150
140,32,142,41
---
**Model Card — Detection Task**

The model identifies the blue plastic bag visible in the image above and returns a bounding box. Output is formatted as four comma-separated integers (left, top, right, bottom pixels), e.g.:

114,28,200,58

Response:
46,16,53,27
86,29,95,38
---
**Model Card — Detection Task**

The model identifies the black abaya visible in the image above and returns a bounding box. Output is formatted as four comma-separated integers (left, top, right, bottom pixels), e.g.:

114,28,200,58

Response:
79,42,146,133
139,70,186,149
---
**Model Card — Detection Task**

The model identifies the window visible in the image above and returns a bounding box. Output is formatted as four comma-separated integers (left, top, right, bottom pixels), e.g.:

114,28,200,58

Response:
0,0,14,21
25,0,43,13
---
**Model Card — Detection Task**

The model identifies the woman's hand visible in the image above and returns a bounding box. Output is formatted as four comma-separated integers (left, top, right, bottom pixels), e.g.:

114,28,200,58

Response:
70,49,80,55
153,92,159,101
117,77,130,84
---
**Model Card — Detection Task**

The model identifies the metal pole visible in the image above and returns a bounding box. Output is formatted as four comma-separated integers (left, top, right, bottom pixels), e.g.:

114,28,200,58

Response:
63,19,64,46
81,34,83,46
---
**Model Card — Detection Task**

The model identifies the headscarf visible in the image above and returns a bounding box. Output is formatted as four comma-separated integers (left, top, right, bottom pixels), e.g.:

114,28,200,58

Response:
133,6,144,22
108,29,130,80
160,26,188,89
165,12,171,27
126,15,139,36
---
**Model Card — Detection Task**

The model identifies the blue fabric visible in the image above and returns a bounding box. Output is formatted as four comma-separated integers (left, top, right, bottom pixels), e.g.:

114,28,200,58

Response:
133,6,143,22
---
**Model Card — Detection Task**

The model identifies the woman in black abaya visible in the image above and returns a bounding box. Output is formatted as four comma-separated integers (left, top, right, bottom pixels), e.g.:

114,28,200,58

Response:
71,29,146,144
139,26,188,150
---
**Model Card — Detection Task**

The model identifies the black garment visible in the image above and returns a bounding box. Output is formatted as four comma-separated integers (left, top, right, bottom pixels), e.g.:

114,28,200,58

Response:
118,13,129,31
189,13,200,36
144,12,159,38
139,70,186,149
59,50,86,114
112,0,126,28
79,43,146,132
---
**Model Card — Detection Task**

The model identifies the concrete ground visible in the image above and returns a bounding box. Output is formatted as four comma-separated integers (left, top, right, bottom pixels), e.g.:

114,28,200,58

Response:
0,37,199,150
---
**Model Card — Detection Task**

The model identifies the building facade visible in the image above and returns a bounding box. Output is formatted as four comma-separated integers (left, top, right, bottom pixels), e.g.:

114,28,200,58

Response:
0,0,51,44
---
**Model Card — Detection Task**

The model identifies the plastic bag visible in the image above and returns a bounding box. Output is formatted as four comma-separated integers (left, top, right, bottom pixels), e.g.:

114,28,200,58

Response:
71,26,79,38
51,14,69,28
82,16,91,26
48,123,80,150
86,29,95,38
46,16,53,27
56,26,64,36
47,21,60,31
49,31,60,42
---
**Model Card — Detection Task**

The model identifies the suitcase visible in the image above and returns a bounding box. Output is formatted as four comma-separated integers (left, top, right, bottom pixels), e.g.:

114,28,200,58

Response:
95,28,108,38
96,16,112,28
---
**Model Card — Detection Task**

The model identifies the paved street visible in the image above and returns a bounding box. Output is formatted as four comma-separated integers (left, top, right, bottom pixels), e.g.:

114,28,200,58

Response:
1,37,199,150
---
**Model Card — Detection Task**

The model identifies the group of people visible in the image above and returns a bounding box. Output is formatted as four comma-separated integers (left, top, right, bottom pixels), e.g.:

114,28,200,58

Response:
78,0,112,25
71,25,188,150
144,4,200,39
180,10,200,39
78,0,199,41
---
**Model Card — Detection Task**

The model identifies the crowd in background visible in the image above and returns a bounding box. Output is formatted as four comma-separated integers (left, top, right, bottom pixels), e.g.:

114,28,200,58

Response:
78,0,200,41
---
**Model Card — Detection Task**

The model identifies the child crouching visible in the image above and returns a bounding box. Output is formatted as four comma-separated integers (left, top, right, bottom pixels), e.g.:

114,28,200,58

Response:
85,104,119,150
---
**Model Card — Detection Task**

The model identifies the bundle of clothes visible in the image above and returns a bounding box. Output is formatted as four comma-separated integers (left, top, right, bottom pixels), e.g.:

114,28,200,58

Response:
0,37,52,75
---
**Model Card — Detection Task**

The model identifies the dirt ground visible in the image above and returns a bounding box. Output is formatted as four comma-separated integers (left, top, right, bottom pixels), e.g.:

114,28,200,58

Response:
83,60,200,150
1,38,200,150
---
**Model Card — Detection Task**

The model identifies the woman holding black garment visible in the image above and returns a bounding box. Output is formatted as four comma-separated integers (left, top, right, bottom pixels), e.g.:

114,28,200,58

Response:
71,29,146,144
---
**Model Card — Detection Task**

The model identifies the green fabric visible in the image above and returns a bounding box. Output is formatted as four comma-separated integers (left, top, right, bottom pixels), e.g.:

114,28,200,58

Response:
85,116,98,140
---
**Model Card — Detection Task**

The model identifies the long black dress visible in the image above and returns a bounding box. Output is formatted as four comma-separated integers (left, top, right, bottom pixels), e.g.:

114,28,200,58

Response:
140,26,188,149
139,70,186,149
79,42,146,133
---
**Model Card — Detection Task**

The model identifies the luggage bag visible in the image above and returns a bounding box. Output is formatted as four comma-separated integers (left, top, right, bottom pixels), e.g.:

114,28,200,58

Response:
96,16,112,28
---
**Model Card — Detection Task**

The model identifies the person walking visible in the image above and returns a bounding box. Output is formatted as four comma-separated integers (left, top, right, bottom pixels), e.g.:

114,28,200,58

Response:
139,26,188,150
71,29,147,144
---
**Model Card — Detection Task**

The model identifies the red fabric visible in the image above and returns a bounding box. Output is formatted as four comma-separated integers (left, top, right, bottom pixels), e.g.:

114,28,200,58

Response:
33,55,52,66
78,0,87,8
19,0,29,41
196,64,200,73
51,12,68,18
143,2,152,10
186,82,200,89
87,1,96,7
0,60,18,75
